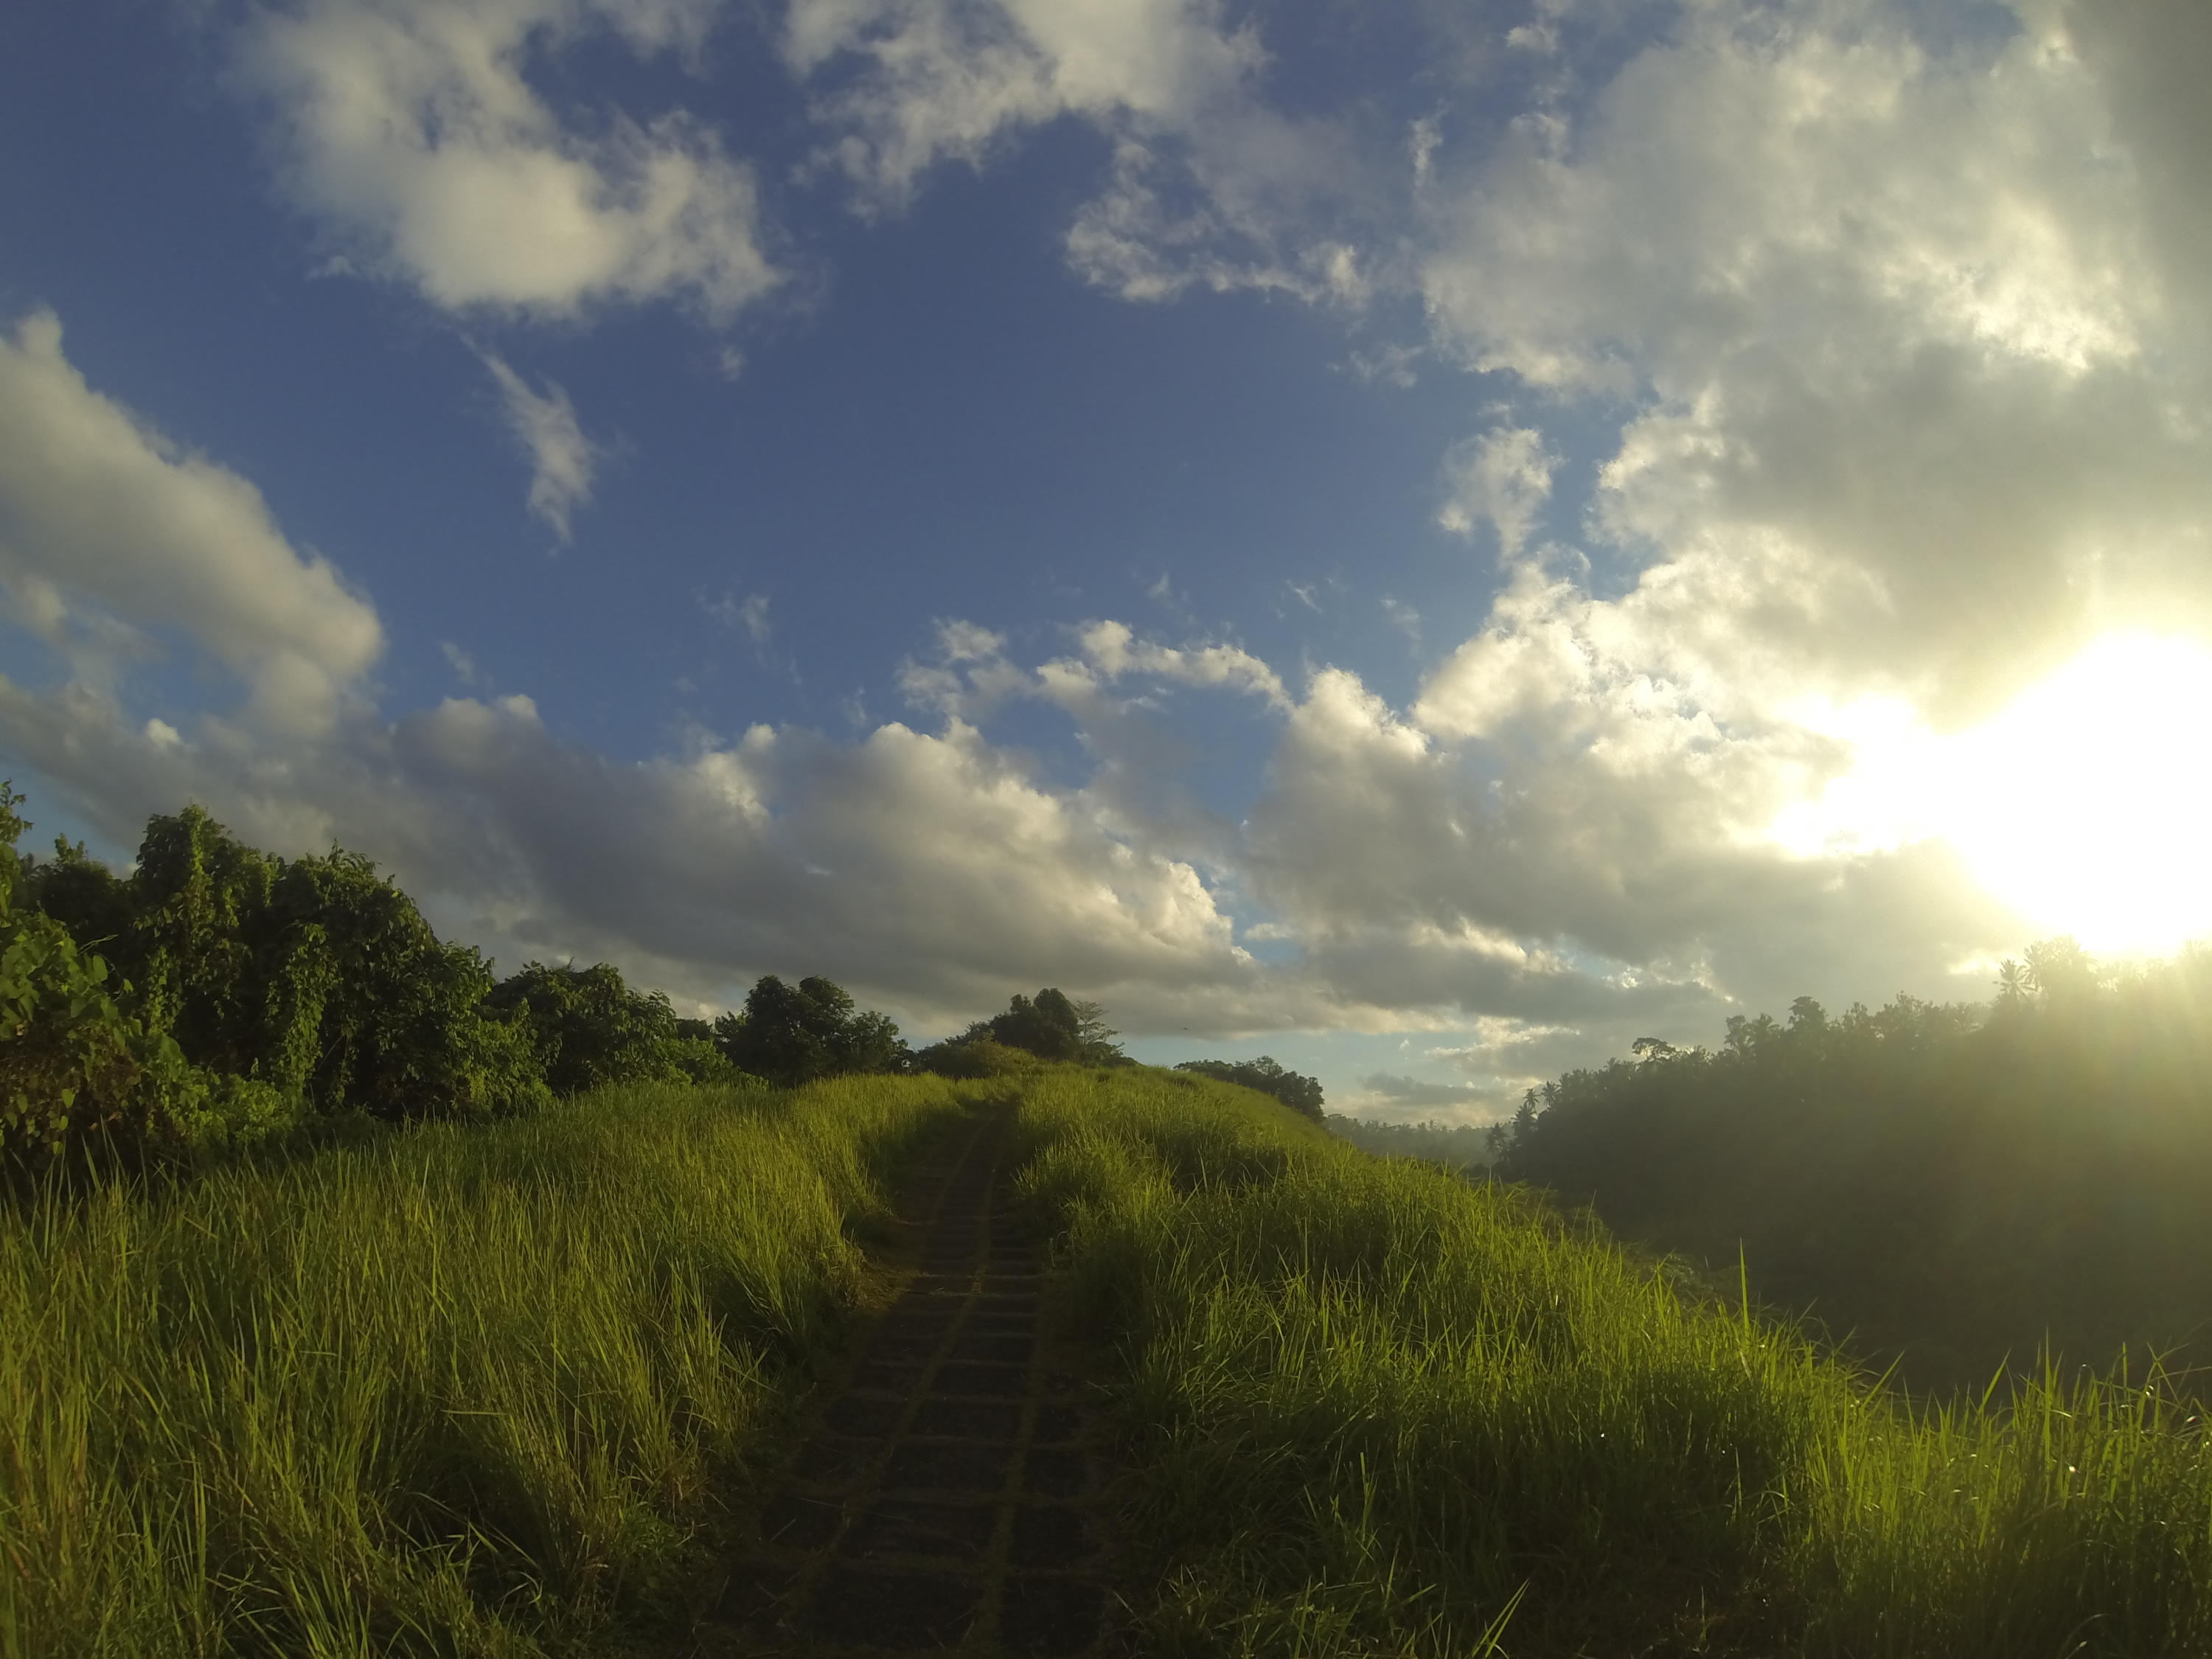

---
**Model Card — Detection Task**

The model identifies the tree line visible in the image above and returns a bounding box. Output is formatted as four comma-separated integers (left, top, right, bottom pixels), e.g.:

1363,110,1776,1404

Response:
0,786,1133,1184
1496,939,2212,1394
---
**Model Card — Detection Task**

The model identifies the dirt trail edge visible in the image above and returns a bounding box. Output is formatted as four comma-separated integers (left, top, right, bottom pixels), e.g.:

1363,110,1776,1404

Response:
700,1102,1122,1657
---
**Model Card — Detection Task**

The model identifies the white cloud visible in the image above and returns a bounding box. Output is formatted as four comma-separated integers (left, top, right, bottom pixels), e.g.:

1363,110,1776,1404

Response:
1436,425,1557,557
481,352,600,540
0,310,382,735
242,0,779,319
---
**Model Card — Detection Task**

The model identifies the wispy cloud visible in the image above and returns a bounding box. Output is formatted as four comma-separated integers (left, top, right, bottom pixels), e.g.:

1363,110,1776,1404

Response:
481,354,600,544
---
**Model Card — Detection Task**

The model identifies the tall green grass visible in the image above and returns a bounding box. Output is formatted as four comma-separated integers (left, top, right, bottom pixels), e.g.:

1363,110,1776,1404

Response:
1014,1068,2212,1658
0,1074,973,1658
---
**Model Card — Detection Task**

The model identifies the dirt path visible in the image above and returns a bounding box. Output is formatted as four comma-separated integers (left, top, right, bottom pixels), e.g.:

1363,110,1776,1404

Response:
701,1104,1119,1655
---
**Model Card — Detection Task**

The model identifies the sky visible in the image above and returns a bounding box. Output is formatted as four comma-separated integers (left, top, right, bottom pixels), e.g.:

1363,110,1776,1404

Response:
4,0,2211,1121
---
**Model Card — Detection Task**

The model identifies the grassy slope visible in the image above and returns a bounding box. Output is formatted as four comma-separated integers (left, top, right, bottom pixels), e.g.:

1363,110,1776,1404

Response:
1015,1067,2212,1658
11,1062,2211,1658
0,1075,976,1659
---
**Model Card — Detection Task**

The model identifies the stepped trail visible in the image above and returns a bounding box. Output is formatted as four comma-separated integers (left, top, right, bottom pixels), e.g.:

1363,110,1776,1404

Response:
698,1103,1123,1656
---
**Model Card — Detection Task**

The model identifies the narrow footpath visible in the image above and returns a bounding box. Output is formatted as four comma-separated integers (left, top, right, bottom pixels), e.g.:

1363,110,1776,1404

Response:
702,1104,1120,1656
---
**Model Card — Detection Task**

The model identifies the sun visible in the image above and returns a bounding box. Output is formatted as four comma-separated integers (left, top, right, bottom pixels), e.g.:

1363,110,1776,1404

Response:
1937,633,2212,957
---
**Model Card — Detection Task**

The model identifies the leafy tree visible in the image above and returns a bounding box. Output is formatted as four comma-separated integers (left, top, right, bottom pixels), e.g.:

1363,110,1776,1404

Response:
18,836,131,952
712,973,906,1086
116,810,548,1121
485,962,696,1097
1,787,293,1183
967,988,1127,1065
1174,1055,1325,1122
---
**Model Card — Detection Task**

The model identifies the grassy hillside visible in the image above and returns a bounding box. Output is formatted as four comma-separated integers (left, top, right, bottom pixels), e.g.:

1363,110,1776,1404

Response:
0,1074,973,1658
11,1060,2211,1658
1015,1068,2212,1658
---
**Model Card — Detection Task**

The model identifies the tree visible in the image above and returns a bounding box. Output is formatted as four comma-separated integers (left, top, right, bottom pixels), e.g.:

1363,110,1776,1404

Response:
713,974,907,1086
987,990,1085,1060
116,809,546,1121
18,836,132,953
1511,1087,1540,1147
0,785,293,1183
2024,936,2098,1006
485,962,691,1097
973,988,1127,1064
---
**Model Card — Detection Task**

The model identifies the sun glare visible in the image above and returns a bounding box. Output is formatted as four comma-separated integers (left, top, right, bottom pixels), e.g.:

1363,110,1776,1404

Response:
1774,633,2212,957
1939,634,2212,956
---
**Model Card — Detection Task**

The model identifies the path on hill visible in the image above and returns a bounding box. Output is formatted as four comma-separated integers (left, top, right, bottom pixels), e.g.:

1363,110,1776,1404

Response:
700,1103,1121,1656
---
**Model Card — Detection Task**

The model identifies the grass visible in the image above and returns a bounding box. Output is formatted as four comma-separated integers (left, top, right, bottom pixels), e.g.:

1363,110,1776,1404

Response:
1011,1067,2212,1658
11,1060,2211,1657
0,1074,976,1659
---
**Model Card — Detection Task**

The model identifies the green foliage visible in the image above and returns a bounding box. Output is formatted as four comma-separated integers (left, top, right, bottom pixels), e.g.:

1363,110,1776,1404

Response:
0,1074,973,1658
910,1036,1037,1079
1175,1054,1326,1121
968,987,1126,1064
0,787,298,1183
31,802,549,1125
15,837,131,954
712,973,907,1086
1015,1067,2212,1658
485,961,698,1096
1502,949,2212,1392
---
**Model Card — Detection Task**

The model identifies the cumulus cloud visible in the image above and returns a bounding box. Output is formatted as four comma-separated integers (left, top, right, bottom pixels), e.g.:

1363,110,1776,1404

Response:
18,0,2212,1096
1414,0,2212,717
481,352,600,540
0,310,382,734
242,0,780,319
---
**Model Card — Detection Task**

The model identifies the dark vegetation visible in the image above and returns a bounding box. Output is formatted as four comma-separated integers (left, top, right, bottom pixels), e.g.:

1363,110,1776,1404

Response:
1500,938,2212,1393
1,784,1120,1185
916,984,1129,1071
1173,1053,1325,1121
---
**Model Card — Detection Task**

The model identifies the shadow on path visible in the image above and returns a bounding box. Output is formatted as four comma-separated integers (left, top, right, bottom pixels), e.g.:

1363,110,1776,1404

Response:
700,1104,1121,1656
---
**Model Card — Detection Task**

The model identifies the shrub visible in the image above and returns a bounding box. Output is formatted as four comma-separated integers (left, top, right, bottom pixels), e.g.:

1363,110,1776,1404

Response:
911,1037,1037,1079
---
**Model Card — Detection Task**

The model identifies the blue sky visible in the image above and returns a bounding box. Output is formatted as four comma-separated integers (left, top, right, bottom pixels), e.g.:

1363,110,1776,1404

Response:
5,0,2211,1119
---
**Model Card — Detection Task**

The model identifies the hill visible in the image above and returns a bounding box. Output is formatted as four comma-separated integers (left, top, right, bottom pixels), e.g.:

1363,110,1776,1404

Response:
1500,943,2212,1394
7,1060,2212,1655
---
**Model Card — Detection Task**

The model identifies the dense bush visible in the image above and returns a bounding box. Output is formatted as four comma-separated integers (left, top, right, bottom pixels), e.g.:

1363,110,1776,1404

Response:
909,1036,1037,1079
